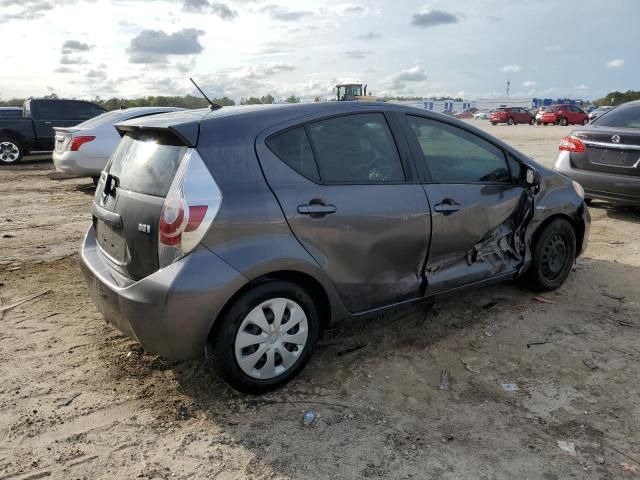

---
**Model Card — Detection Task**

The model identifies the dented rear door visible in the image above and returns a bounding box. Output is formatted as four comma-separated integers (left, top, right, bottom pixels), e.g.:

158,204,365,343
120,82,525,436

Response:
403,115,527,295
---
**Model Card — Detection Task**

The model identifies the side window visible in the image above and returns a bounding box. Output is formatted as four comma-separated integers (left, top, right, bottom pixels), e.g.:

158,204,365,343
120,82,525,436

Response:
407,116,511,184
267,127,320,181
306,113,404,183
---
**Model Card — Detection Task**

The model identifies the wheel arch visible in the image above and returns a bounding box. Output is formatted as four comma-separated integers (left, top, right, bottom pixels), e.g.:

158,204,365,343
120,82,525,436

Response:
0,129,27,146
207,269,333,344
531,213,585,259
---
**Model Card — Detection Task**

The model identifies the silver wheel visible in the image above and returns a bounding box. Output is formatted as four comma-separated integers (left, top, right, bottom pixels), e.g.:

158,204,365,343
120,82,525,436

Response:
234,298,309,380
0,141,21,163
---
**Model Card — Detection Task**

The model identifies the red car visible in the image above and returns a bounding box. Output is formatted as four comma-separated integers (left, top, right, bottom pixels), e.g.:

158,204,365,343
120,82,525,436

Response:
539,104,589,126
489,107,535,125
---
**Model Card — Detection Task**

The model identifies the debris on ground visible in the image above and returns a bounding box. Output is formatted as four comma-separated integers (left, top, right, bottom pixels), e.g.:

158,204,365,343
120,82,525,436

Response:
618,321,636,328
461,357,486,374
595,456,605,465
438,370,451,390
303,410,317,426
527,341,551,348
0,289,52,320
337,343,368,357
621,463,640,473
601,291,625,301
532,296,555,304
583,358,598,370
557,440,576,456
501,383,519,392
58,392,81,407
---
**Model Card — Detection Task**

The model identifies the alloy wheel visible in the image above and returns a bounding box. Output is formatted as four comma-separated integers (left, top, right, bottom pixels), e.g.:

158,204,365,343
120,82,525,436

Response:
0,141,20,163
234,298,309,380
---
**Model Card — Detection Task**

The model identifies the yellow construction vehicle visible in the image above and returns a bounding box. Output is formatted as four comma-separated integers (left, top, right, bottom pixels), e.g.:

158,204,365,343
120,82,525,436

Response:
335,83,378,101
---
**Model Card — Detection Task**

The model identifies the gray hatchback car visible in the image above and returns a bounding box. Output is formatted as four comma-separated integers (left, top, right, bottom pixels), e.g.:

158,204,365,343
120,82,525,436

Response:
81,102,590,393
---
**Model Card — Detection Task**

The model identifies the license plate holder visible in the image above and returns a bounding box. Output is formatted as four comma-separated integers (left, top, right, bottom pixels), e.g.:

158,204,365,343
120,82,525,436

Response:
95,220,126,263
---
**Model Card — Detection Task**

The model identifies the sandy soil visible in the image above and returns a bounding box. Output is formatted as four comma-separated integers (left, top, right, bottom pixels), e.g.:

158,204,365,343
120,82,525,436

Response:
1,122,639,479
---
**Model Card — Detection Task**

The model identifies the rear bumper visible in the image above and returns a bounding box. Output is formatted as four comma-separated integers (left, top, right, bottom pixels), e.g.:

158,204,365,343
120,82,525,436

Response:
80,227,249,361
53,151,105,177
554,151,640,206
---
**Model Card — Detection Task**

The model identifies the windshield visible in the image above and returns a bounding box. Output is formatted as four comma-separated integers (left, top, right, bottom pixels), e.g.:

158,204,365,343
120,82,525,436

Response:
107,132,188,197
77,110,125,129
592,103,640,129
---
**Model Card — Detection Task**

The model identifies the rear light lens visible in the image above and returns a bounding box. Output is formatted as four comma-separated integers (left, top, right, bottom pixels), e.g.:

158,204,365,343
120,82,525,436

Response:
67,136,95,151
559,136,585,153
158,149,222,268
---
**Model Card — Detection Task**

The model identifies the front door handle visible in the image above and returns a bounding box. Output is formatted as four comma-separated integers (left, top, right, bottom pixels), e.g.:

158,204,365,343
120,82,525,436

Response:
43,121,53,125
433,200,461,213
297,203,337,216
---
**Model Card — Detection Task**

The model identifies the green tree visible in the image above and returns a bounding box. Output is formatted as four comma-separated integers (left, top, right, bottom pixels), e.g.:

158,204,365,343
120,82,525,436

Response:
285,95,301,103
241,96,263,105
260,94,274,104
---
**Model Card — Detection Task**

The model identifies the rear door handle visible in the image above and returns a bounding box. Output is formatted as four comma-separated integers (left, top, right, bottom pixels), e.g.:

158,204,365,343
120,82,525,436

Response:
43,121,52,125
297,204,337,216
433,201,461,213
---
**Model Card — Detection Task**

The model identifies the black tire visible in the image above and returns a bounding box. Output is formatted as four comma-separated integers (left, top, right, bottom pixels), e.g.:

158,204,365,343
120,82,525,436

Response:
584,198,593,206
507,117,514,125
491,122,497,126
206,280,320,394
529,117,535,125
0,136,24,165
525,218,576,291
582,118,589,125
559,117,568,126
92,176,100,186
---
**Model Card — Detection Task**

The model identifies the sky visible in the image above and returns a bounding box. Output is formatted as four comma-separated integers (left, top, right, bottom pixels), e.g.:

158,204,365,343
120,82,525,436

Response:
0,0,637,102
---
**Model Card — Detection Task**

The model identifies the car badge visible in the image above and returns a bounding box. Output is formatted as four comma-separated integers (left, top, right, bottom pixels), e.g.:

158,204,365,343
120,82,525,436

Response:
138,223,151,234
611,135,621,143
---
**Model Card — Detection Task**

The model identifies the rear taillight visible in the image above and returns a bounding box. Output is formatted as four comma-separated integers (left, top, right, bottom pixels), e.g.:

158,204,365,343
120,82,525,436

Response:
559,136,585,153
158,149,222,268
67,136,95,151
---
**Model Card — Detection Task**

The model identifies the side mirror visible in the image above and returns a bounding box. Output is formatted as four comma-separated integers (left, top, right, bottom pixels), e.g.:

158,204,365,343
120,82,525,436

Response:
525,167,540,191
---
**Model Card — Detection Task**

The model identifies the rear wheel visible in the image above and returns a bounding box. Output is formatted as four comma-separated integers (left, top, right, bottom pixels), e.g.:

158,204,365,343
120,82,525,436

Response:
529,117,535,125
582,118,589,125
0,137,24,165
524,218,576,291
507,117,514,125
559,117,568,126
491,122,497,126
207,281,320,393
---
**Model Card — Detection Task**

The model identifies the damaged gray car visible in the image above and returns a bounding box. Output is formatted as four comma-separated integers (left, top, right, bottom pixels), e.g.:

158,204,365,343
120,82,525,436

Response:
81,102,590,393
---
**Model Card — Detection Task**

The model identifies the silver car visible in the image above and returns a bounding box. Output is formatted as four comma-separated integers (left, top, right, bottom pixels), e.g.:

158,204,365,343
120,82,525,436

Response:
53,107,184,181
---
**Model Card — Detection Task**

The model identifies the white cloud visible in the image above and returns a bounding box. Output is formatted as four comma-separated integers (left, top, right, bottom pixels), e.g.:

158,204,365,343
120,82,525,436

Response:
501,65,521,73
382,65,428,90
334,3,372,16
544,45,561,52
522,80,536,87
573,84,588,92
607,59,625,68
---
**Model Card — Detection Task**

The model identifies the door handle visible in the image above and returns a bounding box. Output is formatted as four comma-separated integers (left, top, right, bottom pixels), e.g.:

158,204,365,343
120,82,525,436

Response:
433,200,461,213
43,121,53,125
297,203,337,216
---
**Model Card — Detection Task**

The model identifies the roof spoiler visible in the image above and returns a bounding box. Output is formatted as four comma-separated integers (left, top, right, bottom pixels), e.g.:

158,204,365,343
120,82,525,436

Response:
115,121,199,147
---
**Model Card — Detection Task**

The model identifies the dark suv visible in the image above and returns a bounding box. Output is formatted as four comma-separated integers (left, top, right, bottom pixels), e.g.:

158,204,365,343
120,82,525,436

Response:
81,103,590,393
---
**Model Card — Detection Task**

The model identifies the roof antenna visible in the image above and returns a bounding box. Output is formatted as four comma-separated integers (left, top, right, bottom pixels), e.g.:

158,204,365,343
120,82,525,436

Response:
190,77,222,110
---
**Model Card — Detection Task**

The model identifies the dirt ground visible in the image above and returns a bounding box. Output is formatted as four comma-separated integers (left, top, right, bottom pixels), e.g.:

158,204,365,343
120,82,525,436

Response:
1,122,639,480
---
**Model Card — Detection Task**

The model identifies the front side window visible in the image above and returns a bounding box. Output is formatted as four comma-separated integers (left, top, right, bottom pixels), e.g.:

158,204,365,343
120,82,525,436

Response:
306,113,404,183
407,116,510,184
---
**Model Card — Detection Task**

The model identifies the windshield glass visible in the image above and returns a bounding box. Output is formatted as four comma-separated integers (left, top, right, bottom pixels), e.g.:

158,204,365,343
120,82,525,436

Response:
592,104,640,129
77,110,124,129
107,132,188,197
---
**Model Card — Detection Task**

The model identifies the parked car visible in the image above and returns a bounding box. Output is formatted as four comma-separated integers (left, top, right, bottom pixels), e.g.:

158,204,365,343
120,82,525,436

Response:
490,107,535,125
0,99,105,164
53,107,185,182
454,109,473,119
0,107,23,118
473,110,491,120
554,100,640,206
81,102,590,393
588,106,613,122
539,104,589,126
535,106,550,124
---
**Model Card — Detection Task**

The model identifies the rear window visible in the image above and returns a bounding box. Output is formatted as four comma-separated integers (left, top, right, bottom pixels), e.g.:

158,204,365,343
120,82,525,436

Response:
0,109,22,118
32,100,105,120
592,104,640,129
77,110,125,129
107,131,188,197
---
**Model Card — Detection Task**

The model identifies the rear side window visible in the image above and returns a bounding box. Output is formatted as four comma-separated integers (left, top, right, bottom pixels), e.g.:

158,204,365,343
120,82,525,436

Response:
32,100,104,120
107,132,188,197
593,104,640,129
266,127,320,181
306,113,404,183
407,116,510,184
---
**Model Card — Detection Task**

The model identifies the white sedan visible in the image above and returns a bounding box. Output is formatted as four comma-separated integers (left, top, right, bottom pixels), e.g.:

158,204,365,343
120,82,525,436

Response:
472,110,491,120
53,106,184,181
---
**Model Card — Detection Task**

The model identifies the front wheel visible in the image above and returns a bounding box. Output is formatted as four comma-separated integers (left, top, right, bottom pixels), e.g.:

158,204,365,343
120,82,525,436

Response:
491,122,497,125
507,118,514,125
559,117,568,126
207,281,320,394
524,218,576,291
0,137,24,165
582,118,589,125
529,117,535,125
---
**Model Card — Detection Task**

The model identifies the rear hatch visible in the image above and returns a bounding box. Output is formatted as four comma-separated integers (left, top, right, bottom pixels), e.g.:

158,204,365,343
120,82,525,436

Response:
92,109,207,279
570,126,640,177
